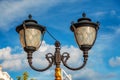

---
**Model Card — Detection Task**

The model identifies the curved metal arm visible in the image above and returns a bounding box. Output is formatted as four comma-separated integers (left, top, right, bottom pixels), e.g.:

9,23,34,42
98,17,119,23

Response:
61,51,88,70
27,52,54,72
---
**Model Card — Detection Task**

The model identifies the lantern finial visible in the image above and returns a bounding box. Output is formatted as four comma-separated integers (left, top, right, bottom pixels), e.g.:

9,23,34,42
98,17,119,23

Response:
82,12,86,17
28,14,32,19
96,21,100,26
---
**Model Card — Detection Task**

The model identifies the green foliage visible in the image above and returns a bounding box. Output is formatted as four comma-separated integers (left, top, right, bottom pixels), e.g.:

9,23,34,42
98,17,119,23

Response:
23,72,29,80
16,76,21,80
16,72,37,80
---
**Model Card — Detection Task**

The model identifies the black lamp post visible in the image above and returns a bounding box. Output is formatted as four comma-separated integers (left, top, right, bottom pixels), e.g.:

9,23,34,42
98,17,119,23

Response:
16,13,99,80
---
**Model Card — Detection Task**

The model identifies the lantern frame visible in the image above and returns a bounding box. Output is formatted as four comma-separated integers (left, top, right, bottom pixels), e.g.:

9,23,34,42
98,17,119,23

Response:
70,13,99,51
16,15,45,53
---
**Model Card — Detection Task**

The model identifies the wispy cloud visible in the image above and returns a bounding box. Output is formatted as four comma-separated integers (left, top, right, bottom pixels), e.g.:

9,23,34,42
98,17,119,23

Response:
0,0,60,31
105,25,120,36
109,56,120,67
90,10,119,20
116,26,120,34
93,11,107,17
110,10,117,15
0,0,81,31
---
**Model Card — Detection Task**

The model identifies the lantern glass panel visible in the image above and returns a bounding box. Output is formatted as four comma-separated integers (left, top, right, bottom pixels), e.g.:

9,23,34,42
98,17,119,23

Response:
19,28,42,50
75,26,96,46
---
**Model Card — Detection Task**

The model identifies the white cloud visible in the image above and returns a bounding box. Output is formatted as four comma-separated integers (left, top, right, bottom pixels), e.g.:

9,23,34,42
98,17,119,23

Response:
0,46,26,71
0,41,83,71
110,10,116,15
71,68,118,80
0,47,12,60
109,56,120,67
0,0,79,31
0,0,58,31
0,28,118,79
1,59,22,71
92,11,107,18
116,26,120,34
61,45,82,64
73,68,99,80
106,25,120,35
91,10,118,19
0,38,119,79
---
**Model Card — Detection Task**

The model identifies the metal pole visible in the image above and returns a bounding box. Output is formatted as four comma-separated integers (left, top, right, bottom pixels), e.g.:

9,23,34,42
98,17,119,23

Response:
54,41,62,80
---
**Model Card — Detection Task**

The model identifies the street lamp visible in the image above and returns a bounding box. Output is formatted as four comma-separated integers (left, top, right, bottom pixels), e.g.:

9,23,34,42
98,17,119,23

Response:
16,13,99,80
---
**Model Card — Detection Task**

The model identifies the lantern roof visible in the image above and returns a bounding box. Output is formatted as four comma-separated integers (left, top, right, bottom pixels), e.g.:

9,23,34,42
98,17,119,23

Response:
70,13,99,32
16,14,45,33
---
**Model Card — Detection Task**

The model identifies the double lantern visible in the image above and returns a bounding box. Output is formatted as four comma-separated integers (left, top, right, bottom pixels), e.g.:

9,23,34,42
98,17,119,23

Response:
16,13,99,72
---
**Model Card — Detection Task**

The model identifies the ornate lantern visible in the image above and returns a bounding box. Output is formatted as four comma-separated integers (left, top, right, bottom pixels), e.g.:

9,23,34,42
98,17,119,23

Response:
16,15,45,53
70,13,99,51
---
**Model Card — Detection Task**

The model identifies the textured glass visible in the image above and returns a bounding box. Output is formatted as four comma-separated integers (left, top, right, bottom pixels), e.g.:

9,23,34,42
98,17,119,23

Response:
19,28,41,50
75,27,96,46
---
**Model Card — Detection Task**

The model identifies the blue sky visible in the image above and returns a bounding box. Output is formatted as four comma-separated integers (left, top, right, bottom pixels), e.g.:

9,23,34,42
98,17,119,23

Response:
0,0,120,80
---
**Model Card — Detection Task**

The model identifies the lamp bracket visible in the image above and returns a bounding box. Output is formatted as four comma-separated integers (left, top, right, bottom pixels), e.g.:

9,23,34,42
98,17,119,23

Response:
61,52,87,70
